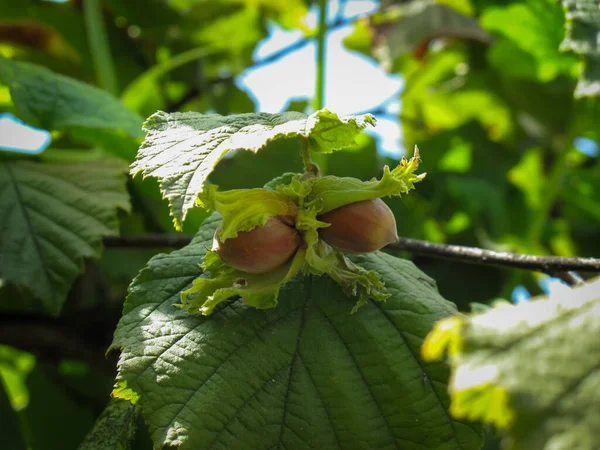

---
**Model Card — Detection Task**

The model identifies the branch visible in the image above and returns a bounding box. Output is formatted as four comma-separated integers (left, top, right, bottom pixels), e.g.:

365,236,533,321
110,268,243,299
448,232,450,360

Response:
0,319,116,374
387,238,600,272
547,271,585,287
103,234,193,249
103,235,600,273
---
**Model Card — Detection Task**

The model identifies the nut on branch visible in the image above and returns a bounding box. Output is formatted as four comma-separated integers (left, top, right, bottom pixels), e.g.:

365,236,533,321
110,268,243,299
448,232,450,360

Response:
213,216,302,274
318,199,399,254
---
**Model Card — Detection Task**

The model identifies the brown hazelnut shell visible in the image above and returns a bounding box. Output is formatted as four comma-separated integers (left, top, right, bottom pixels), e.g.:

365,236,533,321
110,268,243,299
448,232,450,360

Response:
318,198,398,254
213,216,301,274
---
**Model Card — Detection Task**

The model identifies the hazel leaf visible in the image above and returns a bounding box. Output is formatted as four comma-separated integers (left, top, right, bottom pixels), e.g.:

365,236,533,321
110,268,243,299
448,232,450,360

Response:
0,158,130,314
110,213,483,449
130,109,375,229
423,277,600,450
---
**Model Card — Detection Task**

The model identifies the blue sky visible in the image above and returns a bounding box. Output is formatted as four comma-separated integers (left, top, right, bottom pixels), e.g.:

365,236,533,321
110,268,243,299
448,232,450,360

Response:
237,0,405,156
0,114,51,155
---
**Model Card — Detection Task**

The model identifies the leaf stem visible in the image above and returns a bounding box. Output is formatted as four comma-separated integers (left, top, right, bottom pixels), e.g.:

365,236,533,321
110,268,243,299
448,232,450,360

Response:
315,0,328,111
526,147,568,245
83,0,118,95
312,0,329,174
301,138,321,177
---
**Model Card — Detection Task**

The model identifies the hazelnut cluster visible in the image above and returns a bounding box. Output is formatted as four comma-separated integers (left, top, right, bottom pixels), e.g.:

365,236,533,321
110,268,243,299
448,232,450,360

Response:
180,147,424,316
213,199,398,274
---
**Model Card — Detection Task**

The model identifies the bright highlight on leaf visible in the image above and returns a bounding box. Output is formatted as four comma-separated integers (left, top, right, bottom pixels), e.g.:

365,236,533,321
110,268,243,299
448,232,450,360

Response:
130,109,375,229
423,276,600,449
561,0,600,97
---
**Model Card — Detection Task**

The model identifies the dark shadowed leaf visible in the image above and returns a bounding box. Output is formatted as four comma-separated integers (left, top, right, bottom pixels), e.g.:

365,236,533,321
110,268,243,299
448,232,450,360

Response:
79,398,140,450
0,159,130,314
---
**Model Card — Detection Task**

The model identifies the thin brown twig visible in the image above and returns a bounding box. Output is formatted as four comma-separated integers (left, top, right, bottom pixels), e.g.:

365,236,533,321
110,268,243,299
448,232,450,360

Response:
103,234,193,249
548,271,585,286
0,321,116,374
387,238,600,272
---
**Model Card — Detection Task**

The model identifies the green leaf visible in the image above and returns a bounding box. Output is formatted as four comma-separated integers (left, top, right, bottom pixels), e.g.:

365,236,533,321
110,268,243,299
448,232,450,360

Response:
198,185,297,240
121,46,216,116
0,345,36,410
236,0,308,29
399,49,514,148
111,214,483,449
0,56,143,138
194,7,265,55
561,0,600,96
482,0,578,82
343,19,373,57
0,159,130,314
507,148,545,210
78,398,140,450
423,277,600,450
131,109,375,229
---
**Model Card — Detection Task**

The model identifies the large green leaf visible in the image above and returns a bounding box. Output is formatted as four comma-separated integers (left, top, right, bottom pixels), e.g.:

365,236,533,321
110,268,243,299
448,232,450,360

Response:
131,109,375,229
423,277,600,450
481,0,578,82
399,48,514,149
0,57,143,138
111,214,483,449
78,398,140,450
561,0,600,96
0,159,130,314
